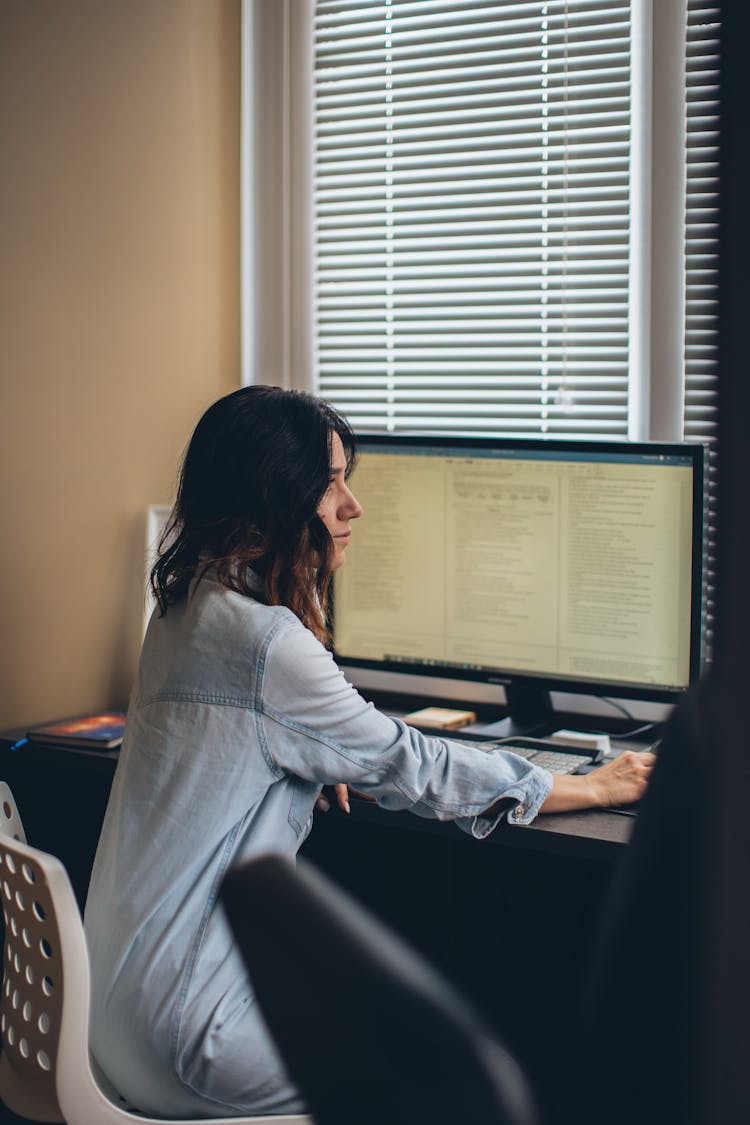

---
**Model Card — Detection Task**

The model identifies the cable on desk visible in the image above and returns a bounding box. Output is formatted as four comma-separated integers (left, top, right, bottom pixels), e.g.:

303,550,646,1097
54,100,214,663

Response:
599,697,635,719
607,721,660,740
598,699,666,741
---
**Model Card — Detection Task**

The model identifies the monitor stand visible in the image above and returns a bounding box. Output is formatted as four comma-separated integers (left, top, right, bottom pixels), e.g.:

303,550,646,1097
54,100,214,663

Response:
487,684,554,739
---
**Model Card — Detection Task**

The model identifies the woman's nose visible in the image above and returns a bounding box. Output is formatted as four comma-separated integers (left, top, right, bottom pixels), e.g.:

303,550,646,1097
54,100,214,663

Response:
344,487,363,519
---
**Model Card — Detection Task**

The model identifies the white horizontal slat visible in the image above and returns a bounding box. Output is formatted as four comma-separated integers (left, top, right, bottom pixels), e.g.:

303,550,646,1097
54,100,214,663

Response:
326,399,630,416
316,238,629,257
318,270,629,284
317,80,631,115
319,371,627,387
317,317,628,329
318,292,628,307
319,315,628,327
317,64,630,101
320,370,628,384
319,349,629,364
315,8,631,36
316,12,629,48
316,40,630,71
317,275,628,288
319,346,630,358
316,45,631,73
317,218,629,237
319,362,627,377
316,154,631,178
316,177,630,197
329,419,630,438
315,1,629,18
316,95,631,129
316,199,629,219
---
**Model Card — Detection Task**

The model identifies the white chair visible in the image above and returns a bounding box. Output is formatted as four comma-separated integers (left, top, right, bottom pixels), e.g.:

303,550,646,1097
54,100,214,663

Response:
0,782,26,843
0,834,313,1125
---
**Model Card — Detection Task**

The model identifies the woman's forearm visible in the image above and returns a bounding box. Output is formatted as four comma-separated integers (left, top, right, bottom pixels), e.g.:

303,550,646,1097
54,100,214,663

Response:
539,773,602,813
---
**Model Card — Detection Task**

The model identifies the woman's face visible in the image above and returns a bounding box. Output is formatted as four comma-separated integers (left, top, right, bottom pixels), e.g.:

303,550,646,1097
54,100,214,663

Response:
316,433,363,569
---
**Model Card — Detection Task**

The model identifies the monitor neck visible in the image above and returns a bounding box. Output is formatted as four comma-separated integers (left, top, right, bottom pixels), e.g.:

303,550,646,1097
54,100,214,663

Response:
494,683,553,738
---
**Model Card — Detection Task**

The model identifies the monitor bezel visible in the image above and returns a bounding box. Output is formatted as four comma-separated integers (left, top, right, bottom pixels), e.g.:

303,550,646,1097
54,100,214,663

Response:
331,433,705,706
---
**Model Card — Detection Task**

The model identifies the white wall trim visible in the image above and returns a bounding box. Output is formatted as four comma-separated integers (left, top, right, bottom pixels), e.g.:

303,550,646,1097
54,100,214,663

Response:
240,0,254,386
650,0,688,440
628,0,653,441
629,0,688,441
241,0,315,390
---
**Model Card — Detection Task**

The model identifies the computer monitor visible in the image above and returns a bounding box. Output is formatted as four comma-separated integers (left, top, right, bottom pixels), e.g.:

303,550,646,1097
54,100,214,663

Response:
331,434,704,728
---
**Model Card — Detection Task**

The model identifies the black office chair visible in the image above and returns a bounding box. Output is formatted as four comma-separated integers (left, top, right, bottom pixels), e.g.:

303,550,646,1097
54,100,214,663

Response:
567,677,718,1125
221,853,540,1125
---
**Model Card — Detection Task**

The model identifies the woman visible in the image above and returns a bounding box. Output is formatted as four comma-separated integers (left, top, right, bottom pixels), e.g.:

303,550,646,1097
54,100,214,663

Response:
84,386,652,1118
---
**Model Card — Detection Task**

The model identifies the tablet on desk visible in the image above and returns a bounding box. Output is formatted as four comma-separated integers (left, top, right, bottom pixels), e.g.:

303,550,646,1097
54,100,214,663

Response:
26,711,126,752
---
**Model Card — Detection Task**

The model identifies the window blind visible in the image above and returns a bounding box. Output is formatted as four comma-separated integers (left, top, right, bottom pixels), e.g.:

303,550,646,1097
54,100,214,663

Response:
684,1,720,655
314,0,632,435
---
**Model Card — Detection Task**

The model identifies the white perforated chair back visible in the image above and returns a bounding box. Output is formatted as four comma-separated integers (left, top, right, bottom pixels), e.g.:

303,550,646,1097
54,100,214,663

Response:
0,783,26,844
0,838,65,1121
0,835,312,1125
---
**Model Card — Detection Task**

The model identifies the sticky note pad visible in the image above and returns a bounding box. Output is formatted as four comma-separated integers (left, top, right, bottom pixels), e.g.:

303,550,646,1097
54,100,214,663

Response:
403,706,477,730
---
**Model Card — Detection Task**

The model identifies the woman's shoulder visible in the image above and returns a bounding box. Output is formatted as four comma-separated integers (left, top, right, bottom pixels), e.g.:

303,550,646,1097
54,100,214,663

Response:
141,576,309,704
193,574,301,638
193,579,335,700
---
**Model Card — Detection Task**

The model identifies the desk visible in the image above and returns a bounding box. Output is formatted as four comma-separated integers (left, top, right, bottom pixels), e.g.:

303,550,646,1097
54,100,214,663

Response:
0,724,634,890
0,723,638,1118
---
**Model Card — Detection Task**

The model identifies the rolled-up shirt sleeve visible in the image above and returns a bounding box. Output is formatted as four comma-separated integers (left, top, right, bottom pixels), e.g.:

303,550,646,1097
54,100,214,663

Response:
258,617,553,837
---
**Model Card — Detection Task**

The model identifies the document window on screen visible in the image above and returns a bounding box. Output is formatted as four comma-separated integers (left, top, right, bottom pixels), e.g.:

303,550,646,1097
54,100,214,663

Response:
332,438,703,702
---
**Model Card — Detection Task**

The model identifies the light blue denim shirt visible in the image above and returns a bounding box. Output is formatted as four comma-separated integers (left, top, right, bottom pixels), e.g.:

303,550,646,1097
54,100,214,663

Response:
84,572,551,1118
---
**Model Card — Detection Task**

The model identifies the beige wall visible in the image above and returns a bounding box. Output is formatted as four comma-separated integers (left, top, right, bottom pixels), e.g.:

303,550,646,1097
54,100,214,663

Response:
0,0,241,727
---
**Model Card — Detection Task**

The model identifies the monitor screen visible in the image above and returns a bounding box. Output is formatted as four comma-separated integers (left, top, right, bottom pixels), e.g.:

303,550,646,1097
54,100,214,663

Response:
331,435,704,705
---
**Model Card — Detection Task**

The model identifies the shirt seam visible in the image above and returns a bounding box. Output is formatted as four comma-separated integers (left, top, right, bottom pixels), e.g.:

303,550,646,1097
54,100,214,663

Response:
143,690,256,708
169,820,243,1069
176,1061,293,1113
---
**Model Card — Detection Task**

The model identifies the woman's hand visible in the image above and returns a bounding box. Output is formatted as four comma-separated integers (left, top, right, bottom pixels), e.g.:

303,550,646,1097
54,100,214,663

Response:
315,784,351,814
588,750,656,808
332,783,350,813
315,783,378,813
539,750,656,814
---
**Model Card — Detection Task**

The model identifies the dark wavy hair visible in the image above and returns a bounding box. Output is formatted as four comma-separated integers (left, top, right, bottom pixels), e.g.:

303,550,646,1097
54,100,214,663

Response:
150,386,357,642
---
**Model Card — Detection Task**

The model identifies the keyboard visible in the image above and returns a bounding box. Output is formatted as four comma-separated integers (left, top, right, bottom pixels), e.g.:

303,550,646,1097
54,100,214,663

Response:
453,736,595,775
